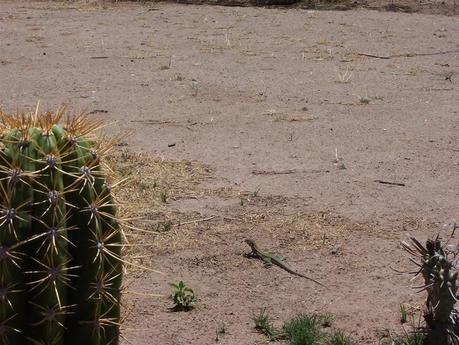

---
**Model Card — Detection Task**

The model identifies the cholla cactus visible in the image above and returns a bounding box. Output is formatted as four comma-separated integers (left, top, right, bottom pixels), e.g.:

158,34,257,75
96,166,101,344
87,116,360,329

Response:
0,106,123,345
402,225,459,345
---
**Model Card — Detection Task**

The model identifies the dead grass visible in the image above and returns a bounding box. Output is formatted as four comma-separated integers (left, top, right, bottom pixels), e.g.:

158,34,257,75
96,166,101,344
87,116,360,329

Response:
109,152,347,249
105,149,214,270
106,149,361,259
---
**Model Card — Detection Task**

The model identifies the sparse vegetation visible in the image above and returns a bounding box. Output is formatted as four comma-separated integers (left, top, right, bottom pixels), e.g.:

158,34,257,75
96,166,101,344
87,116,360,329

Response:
159,220,173,232
382,331,425,345
400,304,408,324
283,314,325,345
329,330,355,345
254,312,356,345
359,95,371,104
160,190,168,203
138,178,150,192
337,66,352,84
170,281,197,311
253,309,284,340
215,322,227,342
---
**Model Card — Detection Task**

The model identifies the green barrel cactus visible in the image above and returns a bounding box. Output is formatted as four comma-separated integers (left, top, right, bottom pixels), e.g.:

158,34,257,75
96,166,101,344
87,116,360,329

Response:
0,108,123,345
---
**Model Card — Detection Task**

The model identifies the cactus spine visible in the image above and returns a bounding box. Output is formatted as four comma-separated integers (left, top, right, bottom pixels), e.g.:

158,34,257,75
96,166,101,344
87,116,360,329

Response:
0,108,122,345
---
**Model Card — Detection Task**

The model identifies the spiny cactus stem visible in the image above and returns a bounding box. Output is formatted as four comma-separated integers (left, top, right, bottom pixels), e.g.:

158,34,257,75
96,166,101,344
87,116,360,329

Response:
28,302,69,326
0,315,20,334
1,109,123,345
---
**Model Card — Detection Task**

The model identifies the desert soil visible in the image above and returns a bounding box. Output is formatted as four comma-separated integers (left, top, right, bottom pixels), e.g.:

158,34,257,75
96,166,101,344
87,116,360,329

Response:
0,1,458,344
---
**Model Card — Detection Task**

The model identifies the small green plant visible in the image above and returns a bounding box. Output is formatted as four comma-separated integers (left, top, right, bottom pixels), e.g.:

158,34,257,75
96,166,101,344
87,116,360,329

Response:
160,190,168,203
253,309,284,340
254,311,356,345
159,220,172,232
170,281,196,311
282,314,324,345
359,95,371,104
329,330,354,345
400,304,408,324
383,332,425,345
381,306,425,345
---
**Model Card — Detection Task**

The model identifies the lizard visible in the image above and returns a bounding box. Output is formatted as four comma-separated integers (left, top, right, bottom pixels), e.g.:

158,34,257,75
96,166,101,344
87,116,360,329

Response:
244,239,325,288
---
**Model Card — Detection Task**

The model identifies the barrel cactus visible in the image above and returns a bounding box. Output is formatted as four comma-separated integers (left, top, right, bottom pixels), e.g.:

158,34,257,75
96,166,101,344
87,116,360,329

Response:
0,107,123,345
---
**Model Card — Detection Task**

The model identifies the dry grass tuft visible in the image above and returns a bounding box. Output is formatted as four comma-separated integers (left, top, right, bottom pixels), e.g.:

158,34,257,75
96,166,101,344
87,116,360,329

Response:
105,149,215,271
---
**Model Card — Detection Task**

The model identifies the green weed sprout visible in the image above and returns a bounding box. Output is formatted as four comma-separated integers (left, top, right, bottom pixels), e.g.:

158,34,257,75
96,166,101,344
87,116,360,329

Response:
170,281,196,311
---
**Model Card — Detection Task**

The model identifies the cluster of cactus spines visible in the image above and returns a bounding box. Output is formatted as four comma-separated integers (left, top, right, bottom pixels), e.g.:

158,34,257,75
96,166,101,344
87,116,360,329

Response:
402,229,459,345
0,106,123,345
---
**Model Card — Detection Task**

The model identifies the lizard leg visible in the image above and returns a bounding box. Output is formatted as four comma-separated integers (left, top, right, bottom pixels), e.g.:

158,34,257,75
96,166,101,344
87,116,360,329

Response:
262,258,273,267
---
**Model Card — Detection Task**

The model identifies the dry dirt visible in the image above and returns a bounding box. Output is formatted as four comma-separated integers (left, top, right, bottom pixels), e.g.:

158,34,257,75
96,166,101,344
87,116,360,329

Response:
0,1,458,344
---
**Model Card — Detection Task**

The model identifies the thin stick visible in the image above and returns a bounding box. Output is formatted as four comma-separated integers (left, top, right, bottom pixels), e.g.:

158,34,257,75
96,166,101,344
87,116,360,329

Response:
223,216,241,222
252,169,296,175
356,52,390,59
374,180,405,187
357,49,459,60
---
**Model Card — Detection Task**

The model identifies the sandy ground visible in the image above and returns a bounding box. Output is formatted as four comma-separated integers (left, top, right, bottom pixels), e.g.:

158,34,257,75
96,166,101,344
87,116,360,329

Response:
0,1,458,344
